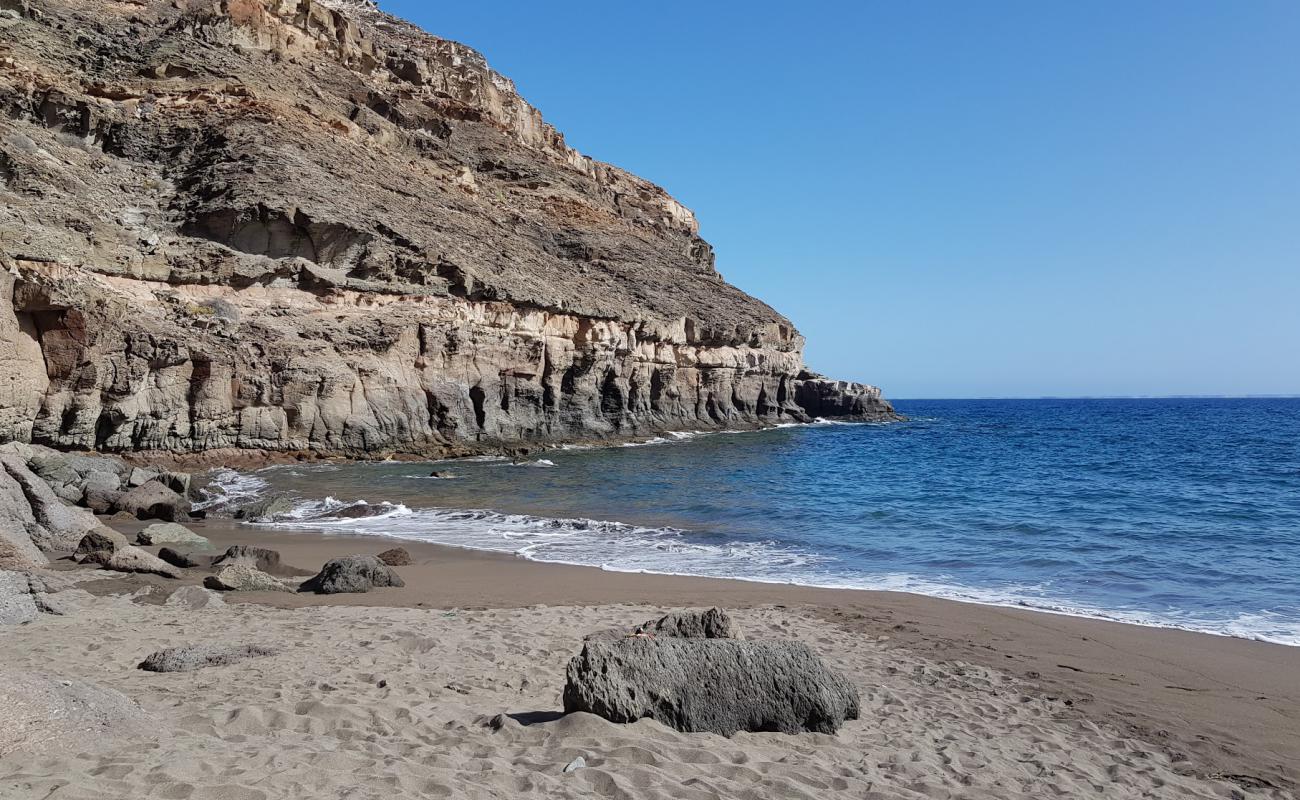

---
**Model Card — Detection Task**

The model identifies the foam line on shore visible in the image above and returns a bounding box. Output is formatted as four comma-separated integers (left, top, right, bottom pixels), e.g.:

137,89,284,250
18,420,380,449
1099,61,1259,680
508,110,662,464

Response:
234,493,1300,647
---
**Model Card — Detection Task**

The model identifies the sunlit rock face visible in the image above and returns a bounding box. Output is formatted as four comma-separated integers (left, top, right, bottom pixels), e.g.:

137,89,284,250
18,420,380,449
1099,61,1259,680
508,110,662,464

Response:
0,0,896,458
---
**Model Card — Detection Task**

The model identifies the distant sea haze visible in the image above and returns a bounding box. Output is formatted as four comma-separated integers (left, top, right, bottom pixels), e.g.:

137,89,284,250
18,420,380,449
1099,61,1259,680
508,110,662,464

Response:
205,398,1300,645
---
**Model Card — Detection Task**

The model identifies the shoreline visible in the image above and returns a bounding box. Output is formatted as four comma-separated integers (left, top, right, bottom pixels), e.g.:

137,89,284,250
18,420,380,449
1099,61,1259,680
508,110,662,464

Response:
99,516,1300,791
114,416,904,470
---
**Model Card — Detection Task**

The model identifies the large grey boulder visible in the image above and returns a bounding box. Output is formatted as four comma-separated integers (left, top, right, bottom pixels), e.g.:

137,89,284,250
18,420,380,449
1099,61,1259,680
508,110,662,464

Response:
641,608,743,639
164,585,226,610
136,522,210,549
0,571,38,625
138,643,277,672
114,480,191,522
0,669,150,756
300,554,405,594
563,638,860,736
0,454,98,550
213,545,290,575
376,546,413,566
204,564,293,592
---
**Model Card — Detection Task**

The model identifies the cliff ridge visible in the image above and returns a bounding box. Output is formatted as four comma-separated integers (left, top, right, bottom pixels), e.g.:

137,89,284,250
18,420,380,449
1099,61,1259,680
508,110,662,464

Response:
0,0,896,459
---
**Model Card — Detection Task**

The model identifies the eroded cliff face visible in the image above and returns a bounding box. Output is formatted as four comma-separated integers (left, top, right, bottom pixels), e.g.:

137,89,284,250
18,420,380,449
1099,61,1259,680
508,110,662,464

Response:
0,0,895,459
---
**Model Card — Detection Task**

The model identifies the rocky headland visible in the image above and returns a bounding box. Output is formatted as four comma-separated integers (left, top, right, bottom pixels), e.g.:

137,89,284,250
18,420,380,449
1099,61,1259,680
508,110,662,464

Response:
0,0,896,463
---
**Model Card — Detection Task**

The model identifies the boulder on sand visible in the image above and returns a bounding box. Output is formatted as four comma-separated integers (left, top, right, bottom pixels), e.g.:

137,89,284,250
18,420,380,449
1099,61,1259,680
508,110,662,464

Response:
0,571,38,626
204,564,293,593
138,643,277,672
212,545,300,575
136,522,210,549
234,494,296,522
114,480,191,522
102,546,182,579
640,607,743,639
157,547,212,569
300,554,405,594
563,638,860,736
376,547,413,566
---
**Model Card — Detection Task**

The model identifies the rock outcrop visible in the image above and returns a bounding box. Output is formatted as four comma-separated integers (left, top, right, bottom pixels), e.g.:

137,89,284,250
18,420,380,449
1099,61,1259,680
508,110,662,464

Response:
300,554,404,594
564,638,861,736
0,0,896,461
138,643,278,672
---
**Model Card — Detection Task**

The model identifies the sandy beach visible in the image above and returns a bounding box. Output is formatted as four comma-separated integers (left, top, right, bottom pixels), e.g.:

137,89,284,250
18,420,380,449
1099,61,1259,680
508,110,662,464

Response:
0,517,1293,799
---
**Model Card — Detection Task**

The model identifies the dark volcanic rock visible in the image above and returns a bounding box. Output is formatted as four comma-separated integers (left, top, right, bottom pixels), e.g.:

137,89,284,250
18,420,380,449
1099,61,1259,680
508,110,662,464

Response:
157,547,211,570
300,555,405,594
376,547,413,566
0,0,896,461
213,545,285,575
563,638,860,736
138,644,279,672
75,529,129,564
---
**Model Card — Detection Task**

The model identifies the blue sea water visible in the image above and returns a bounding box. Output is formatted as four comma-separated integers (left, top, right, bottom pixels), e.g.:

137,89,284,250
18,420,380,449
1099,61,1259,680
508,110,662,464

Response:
206,398,1300,644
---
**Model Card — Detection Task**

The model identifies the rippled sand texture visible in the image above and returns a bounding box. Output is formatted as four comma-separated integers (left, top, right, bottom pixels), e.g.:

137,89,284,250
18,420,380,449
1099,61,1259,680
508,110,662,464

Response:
0,597,1279,799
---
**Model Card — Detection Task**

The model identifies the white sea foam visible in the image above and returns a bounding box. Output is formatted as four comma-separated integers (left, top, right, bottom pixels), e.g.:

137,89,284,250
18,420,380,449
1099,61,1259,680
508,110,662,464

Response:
193,468,270,511
254,496,1300,647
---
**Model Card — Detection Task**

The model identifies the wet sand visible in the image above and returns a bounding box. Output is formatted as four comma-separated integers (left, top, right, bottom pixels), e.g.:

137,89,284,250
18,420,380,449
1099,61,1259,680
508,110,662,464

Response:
80,516,1300,793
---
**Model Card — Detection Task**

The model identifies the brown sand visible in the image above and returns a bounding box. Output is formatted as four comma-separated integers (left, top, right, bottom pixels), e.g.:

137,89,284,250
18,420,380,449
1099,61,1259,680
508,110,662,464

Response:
3,517,1294,798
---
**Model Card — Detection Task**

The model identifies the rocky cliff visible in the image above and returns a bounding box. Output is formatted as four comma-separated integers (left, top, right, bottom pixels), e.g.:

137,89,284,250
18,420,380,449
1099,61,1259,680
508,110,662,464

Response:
0,0,896,460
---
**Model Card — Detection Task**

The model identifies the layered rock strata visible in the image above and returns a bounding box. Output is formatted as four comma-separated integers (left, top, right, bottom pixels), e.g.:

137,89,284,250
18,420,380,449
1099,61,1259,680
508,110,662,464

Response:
0,0,896,459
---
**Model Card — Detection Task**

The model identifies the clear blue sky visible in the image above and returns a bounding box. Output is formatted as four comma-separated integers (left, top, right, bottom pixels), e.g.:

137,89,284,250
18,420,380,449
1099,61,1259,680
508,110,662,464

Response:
383,1,1300,398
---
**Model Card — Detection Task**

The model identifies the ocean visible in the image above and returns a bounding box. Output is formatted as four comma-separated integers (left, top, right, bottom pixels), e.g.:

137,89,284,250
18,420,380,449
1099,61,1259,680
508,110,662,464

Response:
202,398,1300,645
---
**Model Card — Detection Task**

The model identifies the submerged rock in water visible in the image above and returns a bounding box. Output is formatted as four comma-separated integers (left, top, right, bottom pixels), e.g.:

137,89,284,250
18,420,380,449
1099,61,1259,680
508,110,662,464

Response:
136,523,210,549
138,643,278,672
300,555,405,594
563,638,859,736
234,495,296,523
